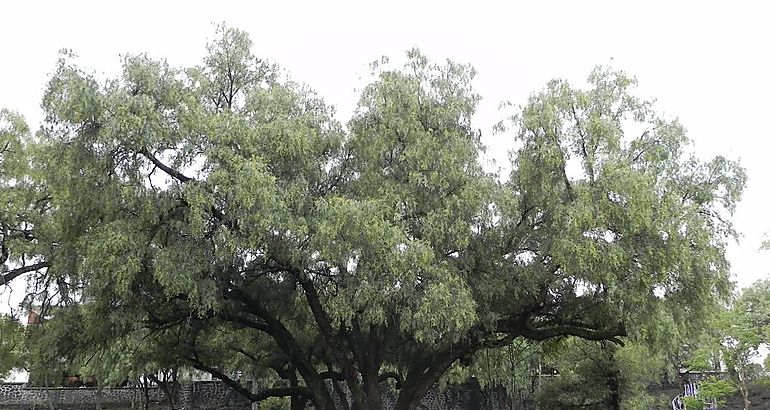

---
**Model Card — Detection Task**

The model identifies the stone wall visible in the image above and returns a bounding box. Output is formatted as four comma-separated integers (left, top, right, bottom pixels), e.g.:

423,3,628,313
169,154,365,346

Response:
0,382,164,408
309,379,514,410
177,380,251,409
381,382,513,410
0,380,517,410
0,381,249,410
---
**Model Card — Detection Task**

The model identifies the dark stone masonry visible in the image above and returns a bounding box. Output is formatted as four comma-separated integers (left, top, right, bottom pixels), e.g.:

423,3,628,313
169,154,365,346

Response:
0,380,514,409
0,381,248,409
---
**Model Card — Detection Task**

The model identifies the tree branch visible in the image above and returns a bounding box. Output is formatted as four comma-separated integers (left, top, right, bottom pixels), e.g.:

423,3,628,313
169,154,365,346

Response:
225,287,323,393
220,310,271,333
295,271,369,405
569,103,595,183
519,323,626,346
1,261,50,285
189,358,310,402
138,148,192,183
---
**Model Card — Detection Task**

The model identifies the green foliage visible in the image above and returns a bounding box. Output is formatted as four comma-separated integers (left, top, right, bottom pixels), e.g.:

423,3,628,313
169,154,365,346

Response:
684,345,721,373
0,314,23,381
720,280,770,406
725,283,767,366
700,377,738,404
679,280,770,409
460,339,540,394
686,377,738,407
737,279,770,340
22,306,92,386
757,376,770,390
534,338,666,409
682,395,703,409
1,108,53,288
4,25,746,409
261,397,290,410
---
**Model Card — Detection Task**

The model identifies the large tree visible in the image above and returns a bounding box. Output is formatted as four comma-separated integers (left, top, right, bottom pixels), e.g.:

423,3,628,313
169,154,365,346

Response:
11,26,745,409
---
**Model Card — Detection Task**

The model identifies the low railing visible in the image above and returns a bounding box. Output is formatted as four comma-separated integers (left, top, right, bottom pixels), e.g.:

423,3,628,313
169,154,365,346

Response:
672,394,684,410
671,383,718,410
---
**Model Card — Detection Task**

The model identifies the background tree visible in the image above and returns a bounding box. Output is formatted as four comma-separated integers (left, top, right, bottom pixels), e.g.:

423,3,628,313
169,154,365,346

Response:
451,338,542,408
679,280,770,409
720,280,770,409
13,25,746,409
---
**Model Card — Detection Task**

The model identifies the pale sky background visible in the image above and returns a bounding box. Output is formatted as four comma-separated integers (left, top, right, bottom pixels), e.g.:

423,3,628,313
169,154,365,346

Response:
1,1,769,316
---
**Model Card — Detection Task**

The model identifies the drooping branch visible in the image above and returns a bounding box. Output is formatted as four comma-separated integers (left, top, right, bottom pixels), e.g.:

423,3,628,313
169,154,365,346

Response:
1,261,50,285
254,385,313,402
188,357,311,402
220,310,271,333
231,347,264,366
138,150,239,233
137,154,241,242
519,322,626,346
225,287,323,393
138,148,192,183
569,103,595,183
475,333,517,350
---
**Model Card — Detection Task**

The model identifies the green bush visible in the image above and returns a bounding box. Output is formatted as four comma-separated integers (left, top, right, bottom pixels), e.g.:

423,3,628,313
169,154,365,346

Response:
682,395,704,409
757,376,770,390
698,377,737,405
682,377,738,409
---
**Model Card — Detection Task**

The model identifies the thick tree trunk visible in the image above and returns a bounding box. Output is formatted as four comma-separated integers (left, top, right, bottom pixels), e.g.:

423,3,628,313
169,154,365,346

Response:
393,385,421,410
290,396,307,410
251,381,260,410
287,369,310,410
306,379,338,410
147,373,175,408
393,346,466,410
299,277,369,409
360,368,383,410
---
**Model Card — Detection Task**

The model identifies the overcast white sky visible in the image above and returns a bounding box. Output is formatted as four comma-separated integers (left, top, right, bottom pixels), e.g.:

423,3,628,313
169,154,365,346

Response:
1,0,769,314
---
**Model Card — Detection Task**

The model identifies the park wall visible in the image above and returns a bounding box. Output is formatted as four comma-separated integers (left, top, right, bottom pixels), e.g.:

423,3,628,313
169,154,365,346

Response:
0,380,518,409
0,381,248,409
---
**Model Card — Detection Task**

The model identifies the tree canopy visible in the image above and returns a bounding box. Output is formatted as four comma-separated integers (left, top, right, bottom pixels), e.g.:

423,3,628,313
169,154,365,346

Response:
0,26,746,409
